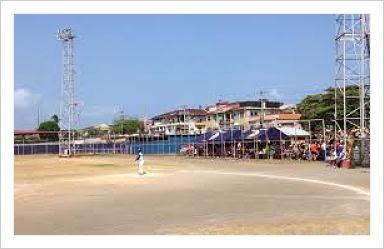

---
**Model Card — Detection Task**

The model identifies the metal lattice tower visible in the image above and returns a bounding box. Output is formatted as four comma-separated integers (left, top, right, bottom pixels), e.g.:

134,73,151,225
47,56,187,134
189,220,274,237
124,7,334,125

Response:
57,27,77,156
335,14,370,142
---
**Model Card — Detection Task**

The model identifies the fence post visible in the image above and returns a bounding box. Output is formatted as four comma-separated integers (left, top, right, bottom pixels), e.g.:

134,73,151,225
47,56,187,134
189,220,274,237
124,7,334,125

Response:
254,136,256,160
256,139,259,159
242,128,245,158
167,134,169,154
322,119,326,161
308,120,312,160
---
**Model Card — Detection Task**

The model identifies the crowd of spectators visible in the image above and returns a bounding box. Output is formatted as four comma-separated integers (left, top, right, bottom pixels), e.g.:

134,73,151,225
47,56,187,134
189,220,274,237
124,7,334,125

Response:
182,129,368,169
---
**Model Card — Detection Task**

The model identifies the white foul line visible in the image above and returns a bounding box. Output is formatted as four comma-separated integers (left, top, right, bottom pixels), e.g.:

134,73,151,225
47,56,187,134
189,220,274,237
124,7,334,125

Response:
180,170,370,197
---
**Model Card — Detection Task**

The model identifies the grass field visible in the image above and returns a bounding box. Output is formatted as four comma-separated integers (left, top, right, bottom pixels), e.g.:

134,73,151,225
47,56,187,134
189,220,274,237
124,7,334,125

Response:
14,154,370,235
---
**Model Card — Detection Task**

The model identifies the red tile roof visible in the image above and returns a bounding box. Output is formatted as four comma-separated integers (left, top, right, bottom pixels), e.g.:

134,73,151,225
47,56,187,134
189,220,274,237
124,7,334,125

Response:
278,113,302,120
14,129,58,135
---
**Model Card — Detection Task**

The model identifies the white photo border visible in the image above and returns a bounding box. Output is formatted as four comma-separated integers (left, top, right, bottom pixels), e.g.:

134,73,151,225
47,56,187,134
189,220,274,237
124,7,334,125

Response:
1,1,383,248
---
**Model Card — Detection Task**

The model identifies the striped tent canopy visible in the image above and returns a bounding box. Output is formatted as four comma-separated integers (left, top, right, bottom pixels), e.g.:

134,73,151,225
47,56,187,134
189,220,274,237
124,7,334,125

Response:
197,127,291,142
243,129,260,139
197,129,243,142
277,126,310,137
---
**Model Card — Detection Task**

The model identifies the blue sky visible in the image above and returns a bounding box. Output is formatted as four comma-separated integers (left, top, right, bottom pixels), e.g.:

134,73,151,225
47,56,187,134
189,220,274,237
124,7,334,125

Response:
14,14,335,129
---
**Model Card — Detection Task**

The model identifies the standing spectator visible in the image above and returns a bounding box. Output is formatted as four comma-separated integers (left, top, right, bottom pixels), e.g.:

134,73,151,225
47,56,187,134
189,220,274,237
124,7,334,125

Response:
318,140,327,161
236,141,242,158
269,144,276,159
310,142,319,160
346,135,354,160
329,148,337,169
193,146,198,157
335,141,346,168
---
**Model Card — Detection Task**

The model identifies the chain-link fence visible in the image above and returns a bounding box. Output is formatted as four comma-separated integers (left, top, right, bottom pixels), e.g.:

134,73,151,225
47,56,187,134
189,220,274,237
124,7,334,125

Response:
14,135,197,155
350,138,370,167
14,131,323,160
14,130,370,167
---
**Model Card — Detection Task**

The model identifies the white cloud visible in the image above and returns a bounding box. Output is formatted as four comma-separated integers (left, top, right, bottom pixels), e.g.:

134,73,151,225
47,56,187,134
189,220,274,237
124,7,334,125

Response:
14,88,40,109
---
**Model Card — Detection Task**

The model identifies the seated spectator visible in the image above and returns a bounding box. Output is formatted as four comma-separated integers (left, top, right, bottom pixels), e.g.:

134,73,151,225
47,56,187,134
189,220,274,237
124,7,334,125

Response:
304,147,311,160
247,149,255,159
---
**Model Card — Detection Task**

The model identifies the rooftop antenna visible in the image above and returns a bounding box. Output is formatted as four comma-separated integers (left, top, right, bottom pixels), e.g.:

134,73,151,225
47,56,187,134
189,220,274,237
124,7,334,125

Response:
256,90,267,100
119,106,124,120
256,90,267,127
57,27,78,156
119,107,125,134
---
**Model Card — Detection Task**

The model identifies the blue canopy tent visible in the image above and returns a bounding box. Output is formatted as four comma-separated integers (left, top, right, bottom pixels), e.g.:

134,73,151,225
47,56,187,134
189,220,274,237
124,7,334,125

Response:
196,131,215,142
198,127,290,142
222,129,242,141
242,128,289,141
197,130,242,142
258,127,289,141
194,127,292,158
243,129,260,139
207,130,226,141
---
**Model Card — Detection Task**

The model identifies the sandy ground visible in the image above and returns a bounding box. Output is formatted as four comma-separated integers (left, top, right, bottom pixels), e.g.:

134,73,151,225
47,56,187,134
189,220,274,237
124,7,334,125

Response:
14,154,370,235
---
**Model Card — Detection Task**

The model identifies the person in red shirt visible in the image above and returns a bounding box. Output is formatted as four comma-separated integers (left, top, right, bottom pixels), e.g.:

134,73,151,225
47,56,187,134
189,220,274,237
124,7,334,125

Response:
310,142,319,160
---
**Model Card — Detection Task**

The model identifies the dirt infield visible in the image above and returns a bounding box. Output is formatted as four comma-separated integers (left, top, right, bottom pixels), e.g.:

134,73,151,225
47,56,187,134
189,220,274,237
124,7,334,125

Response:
14,155,370,235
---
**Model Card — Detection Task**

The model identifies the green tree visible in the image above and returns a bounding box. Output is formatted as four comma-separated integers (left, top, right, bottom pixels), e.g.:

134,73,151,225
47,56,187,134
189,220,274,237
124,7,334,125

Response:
51,114,59,124
38,120,60,132
296,85,368,130
112,118,144,134
38,114,60,140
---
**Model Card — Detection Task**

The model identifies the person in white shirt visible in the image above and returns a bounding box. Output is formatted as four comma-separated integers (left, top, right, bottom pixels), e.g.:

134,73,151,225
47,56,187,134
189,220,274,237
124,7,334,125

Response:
319,140,327,161
135,149,145,175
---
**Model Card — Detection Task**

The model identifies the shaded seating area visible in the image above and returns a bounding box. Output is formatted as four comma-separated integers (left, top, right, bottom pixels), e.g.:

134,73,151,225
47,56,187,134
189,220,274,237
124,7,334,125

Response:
195,127,293,159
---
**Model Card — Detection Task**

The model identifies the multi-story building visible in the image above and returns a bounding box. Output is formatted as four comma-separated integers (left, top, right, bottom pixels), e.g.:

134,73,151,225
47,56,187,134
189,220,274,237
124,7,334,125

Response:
205,100,284,130
148,108,207,135
147,100,302,134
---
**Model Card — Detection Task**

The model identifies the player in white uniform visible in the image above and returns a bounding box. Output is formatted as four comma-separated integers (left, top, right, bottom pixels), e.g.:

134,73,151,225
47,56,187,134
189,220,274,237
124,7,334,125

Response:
135,149,145,175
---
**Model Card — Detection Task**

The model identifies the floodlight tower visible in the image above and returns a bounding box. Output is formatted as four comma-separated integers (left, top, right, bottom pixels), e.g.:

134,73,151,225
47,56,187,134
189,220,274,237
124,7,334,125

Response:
57,27,77,156
334,14,370,143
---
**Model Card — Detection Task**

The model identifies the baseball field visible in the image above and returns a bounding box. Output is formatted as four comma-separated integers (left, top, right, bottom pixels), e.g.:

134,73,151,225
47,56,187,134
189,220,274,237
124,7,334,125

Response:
14,155,370,235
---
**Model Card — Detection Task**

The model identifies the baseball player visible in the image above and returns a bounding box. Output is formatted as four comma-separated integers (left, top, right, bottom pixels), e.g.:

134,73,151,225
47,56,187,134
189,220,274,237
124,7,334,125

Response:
135,149,145,175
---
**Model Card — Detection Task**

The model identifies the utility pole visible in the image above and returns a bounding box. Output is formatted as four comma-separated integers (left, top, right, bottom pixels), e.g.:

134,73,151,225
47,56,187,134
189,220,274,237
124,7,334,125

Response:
120,109,124,135
257,90,267,128
37,106,40,128
181,105,187,135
